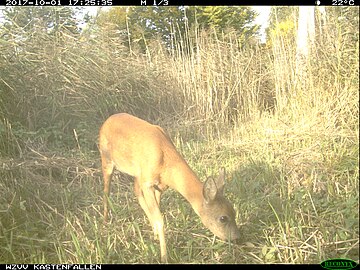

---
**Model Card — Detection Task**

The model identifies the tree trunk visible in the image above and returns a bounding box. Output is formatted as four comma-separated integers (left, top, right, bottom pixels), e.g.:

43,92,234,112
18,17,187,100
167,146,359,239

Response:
295,7,315,88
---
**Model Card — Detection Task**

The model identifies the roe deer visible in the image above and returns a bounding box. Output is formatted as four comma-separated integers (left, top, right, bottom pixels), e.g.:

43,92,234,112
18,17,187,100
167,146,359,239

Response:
99,113,240,263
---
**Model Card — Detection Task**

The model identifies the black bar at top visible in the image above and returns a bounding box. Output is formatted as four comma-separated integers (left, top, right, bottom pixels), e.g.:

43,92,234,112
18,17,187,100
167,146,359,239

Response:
2,0,354,6
1,0,357,7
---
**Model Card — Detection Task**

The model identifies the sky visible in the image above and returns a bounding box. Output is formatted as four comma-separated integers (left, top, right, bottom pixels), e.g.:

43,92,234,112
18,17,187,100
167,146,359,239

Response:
252,6,271,43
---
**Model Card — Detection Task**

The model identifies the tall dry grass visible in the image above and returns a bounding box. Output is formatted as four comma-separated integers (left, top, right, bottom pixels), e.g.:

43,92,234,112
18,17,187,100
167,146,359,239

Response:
1,15,273,153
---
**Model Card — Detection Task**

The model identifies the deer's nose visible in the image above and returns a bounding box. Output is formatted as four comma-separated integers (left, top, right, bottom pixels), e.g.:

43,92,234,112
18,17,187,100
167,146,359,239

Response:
231,229,243,244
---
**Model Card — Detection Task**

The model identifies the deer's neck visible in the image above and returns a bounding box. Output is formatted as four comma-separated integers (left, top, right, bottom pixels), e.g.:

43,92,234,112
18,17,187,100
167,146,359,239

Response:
163,162,204,216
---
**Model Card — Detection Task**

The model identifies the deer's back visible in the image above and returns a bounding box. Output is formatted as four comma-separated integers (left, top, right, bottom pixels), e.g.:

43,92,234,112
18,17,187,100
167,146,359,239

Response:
99,113,180,178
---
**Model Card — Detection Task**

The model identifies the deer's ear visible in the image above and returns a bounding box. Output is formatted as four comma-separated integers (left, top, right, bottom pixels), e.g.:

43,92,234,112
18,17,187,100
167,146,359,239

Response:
203,173,225,203
203,177,217,203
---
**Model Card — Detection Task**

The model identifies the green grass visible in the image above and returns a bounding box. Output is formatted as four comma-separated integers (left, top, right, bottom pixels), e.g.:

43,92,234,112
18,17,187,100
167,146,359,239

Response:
0,117,358,264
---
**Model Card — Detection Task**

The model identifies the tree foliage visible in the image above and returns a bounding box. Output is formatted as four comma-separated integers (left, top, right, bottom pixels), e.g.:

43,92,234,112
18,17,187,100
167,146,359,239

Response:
2,7,81,36
95,6,260,51
265,7,298,47
192,7,258,35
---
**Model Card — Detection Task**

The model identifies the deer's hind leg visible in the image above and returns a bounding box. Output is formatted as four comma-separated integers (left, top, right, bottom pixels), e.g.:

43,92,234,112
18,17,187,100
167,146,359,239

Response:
100,149,114,223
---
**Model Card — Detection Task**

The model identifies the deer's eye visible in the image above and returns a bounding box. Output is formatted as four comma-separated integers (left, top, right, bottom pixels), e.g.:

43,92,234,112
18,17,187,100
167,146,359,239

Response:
219,216,229,224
